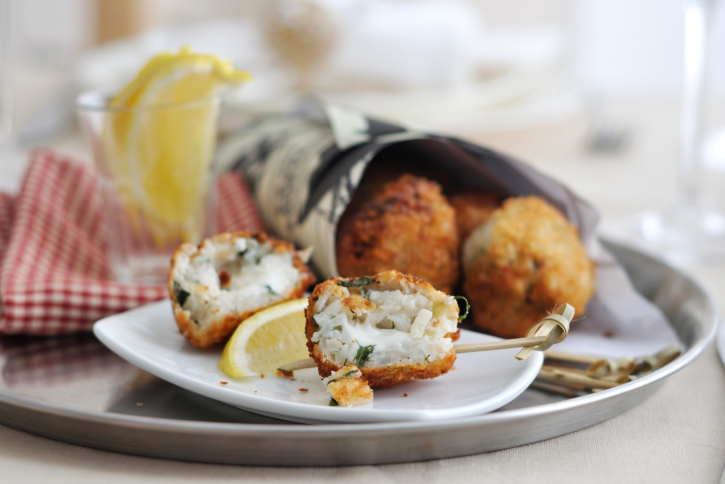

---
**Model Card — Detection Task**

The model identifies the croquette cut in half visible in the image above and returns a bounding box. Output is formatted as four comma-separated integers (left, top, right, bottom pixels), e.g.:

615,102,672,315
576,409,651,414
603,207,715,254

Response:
336,174,460,294
462,196,595,339
305,270,463,388
169,231,315,347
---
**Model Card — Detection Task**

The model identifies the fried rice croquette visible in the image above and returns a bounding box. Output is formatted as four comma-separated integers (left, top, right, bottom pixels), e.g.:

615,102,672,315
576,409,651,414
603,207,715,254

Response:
323,364,373,406
305,270,462,388
336,174,459,294
449,191,501,241
462,197,595,338
169,231,315,347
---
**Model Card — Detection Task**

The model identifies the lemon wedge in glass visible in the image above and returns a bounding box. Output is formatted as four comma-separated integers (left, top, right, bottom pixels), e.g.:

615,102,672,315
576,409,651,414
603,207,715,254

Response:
219,298,310,378
103,46,251,245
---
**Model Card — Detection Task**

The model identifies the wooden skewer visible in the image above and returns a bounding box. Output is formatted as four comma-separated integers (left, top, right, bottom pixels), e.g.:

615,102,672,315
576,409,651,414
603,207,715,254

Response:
541,364,590,376
601,373,636,384
454,335,549,354
535,376,587,391
538,368,620,389
543,350,601,365
545,344,681,377
516,304,574,361
278,334,553,373
274,308,672,399
279,304,575,373
279,358,317,371
530,380,582,398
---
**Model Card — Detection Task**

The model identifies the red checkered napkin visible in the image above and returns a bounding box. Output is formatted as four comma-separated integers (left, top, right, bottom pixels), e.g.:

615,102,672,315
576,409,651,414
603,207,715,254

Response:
0,150,265,334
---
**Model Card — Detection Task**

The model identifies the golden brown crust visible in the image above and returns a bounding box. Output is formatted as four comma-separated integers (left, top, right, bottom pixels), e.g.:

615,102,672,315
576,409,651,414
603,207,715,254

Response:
305,270,459,388
169,231,315,348
449,191,501,242
462,197,595,338
336,174,459,294
305,277,342,357
325,366,374,406
372,268,442,291
312,346,456,389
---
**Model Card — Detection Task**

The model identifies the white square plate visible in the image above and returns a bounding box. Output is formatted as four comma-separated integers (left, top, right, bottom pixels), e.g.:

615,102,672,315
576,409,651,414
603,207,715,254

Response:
93,300,543,424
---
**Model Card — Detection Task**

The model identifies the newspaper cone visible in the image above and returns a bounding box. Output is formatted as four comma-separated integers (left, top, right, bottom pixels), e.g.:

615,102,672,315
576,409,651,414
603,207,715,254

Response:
215,102,673,345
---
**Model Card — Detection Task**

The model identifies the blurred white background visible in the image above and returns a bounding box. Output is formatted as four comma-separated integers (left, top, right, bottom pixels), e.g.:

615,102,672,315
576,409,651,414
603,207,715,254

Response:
9,0,724,93
2,0,725,191
578,0,725,95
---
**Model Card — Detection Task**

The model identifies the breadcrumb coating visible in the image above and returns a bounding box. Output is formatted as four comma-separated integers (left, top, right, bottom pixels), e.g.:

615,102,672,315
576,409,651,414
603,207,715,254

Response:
449,191,501,242
336,174,459,294
323,365,373,407
462,197,595,338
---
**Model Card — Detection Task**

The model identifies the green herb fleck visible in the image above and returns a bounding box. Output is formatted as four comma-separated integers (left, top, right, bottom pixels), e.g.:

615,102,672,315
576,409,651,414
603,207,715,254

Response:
238,249,248,257
391,322,395,329
329,398,339,406
354,344,376,368
338,276,374,288
312,315,321,331
343,359,348,366
173,281,190,307
425,355,431,363
221,287,231,292
266,285,279,296
454,295,470,321
342,369,358,378
255,256,263,265
350,309,357,317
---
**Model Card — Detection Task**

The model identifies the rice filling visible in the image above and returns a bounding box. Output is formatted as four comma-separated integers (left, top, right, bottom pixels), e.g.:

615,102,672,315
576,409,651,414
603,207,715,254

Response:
311,286,457,368
171,237,302,327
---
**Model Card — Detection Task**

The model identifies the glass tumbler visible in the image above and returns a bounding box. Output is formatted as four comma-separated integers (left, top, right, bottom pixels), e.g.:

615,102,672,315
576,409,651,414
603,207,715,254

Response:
76,90,219,284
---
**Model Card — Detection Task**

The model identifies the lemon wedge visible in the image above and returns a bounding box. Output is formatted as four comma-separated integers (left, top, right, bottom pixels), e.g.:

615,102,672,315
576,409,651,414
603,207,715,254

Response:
104,46,251,244
219,298,310,378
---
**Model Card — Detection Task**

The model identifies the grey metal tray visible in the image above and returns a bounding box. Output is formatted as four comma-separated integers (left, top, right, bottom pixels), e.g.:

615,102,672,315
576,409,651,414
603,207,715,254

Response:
0,241,716,466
